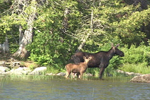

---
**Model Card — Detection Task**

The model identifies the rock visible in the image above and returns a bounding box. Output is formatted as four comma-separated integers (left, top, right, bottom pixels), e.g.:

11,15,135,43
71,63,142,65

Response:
29,67,47,75
0,61,5,65
46,73,55,76
3,67,31,75
11,62,20,67
116,70,142,76
0,66,10,72
133,73,141,76
85,73,93,77
56,72,66,76
6,67,32,75
130,74,150,83
116,70,125,73
125,72,135,76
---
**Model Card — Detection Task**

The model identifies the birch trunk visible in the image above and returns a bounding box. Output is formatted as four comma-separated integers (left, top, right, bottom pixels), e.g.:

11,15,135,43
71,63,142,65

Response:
0,37,9,54
76,10,94,52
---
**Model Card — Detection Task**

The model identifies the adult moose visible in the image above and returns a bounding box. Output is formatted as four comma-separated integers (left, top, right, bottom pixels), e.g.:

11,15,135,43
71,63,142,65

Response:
70,43,124,79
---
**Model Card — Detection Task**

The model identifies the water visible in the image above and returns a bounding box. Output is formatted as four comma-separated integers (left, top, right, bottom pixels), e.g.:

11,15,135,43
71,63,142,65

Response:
0,76,150,100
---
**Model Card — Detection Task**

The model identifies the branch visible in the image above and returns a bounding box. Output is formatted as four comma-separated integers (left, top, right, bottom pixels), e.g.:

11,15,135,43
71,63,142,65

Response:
77,10,94,51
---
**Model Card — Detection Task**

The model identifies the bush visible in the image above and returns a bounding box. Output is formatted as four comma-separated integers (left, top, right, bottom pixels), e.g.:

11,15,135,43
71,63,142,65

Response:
122,45,150,64
119,63,150,74
119,44,150,74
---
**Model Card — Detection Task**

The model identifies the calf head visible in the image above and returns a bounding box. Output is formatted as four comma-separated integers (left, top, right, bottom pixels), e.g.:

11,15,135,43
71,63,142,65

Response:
83,56,92,63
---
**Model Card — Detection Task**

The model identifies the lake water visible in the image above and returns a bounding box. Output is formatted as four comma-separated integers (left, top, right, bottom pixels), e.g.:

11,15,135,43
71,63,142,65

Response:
0,76,150,100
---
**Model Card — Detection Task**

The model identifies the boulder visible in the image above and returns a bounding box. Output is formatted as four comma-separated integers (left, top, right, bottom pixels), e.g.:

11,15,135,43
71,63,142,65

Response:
6,67,32,75
116,70,142,76
0,66,10,72
85,73,93,77
56,72,66,76
29,67,47,75
46,73,55,76
0,61,5,65
130,74,150,83
11,62,20,67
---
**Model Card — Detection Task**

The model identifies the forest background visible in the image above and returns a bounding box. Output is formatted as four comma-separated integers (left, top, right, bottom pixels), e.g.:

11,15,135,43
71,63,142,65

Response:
0,0,150,76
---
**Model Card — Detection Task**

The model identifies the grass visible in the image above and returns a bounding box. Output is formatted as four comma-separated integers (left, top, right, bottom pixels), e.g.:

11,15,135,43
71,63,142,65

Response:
119,63,150,74
0,66,133,82
46,66,65,74
0,53,148,81
86,68,100,77
0,74,132,84
0,75,59,81
20,61,39,70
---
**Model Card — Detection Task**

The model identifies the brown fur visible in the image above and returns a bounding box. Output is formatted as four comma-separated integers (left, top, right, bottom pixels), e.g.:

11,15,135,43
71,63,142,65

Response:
65,56,92,79
70,44,124,79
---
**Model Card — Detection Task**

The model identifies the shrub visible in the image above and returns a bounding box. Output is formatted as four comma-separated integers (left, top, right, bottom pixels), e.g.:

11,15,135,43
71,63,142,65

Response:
122,45,150,64
119,44,150,74
119,63,150,74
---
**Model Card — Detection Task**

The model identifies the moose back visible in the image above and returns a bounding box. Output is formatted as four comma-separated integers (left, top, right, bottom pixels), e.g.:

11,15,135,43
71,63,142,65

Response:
70,44,124,79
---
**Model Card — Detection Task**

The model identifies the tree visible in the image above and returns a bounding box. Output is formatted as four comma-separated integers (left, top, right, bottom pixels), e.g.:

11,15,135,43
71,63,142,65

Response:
0,0,45,59
27,0,81,66
112,0,150,47
0,0,150,67
0,0,12,43
12,0,37,59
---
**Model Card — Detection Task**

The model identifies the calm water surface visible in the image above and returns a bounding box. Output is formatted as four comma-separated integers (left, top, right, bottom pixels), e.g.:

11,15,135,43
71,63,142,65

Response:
0,76,150,100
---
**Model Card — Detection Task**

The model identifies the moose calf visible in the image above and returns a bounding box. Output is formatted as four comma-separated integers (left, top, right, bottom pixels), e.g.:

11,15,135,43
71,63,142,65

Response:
65,56,92,79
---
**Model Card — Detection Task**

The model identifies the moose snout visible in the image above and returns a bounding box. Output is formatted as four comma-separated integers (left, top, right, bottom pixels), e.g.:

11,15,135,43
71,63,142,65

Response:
120,52,124,57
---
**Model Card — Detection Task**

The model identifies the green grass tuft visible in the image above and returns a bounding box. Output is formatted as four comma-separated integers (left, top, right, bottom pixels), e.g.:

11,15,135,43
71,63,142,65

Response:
119,63,150,74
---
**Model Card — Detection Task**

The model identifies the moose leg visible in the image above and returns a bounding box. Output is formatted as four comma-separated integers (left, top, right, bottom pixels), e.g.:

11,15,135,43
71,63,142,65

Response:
99,67,105,79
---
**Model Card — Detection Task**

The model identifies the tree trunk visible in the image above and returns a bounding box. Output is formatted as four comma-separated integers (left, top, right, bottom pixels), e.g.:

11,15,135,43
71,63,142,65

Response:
0,37,9,54
13,0,37,59
62,7,69,33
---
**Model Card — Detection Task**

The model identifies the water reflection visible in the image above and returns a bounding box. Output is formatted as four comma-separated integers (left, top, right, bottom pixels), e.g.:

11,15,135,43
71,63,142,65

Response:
0,76,150,100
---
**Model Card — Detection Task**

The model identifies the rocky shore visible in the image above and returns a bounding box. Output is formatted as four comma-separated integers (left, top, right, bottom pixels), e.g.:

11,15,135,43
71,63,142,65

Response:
130,74,150,83
116,70,150,83
0,58,150,82
0,65,66,76
0,58,66,76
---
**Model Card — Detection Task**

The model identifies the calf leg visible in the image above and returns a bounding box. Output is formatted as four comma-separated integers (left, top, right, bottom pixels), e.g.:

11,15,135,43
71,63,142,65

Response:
65,71,71,78
76,73,80,78
79,72,83,79
99,67,105,79
71,73,76,78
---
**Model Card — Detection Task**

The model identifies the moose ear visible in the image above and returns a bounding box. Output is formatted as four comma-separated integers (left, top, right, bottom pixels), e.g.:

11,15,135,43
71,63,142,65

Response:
115,44,120,48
